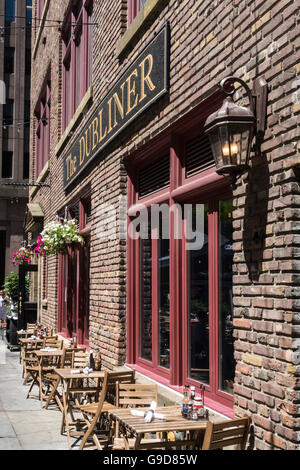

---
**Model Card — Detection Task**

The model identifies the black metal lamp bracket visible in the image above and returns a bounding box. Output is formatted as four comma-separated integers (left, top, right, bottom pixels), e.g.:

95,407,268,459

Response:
219,76,268,139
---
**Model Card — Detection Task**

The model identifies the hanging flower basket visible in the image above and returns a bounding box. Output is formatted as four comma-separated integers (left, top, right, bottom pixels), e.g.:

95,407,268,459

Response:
11,247,32,265
35,219,84,257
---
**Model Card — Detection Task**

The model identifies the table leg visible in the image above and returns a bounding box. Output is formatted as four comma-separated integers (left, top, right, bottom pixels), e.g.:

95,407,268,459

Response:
39,362,44,407
61,379,72,450
133,434,142,450
45,376,61,410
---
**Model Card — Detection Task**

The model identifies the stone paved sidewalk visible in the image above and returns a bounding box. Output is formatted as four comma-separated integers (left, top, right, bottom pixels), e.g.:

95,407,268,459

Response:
0,337,70,450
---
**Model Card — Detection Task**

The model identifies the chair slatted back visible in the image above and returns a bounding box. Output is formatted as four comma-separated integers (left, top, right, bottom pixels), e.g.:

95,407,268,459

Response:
61,348,87,368
43,336,63,350
106,370,136,405
116,383,158,408
73,351,90,369
202,417,250,450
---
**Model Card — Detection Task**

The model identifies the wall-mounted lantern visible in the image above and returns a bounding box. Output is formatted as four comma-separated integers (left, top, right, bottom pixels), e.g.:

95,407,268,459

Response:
204,76,267,185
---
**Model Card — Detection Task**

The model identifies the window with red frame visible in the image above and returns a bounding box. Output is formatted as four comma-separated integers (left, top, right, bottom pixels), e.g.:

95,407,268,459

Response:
58,196,91,346
127,124,235,412
128,0,147,25
62,0,93,131
35,78,50,178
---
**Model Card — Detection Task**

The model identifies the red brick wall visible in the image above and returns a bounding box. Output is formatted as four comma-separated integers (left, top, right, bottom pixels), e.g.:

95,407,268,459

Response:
30,0,300,449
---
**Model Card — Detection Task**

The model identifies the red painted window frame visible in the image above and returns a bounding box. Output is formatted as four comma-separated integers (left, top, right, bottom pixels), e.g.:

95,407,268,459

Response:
57,196,91,347
62,0,92,131
35,78,50,179
126,93,235,413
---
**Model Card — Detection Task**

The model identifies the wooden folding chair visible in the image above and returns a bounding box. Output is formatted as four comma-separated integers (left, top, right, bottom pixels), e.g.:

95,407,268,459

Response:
22,339,44,384
77,371,110,450
202,417,250,450
44,347,86,411
26,338,63,404
113,383,160,450
60,350,100,437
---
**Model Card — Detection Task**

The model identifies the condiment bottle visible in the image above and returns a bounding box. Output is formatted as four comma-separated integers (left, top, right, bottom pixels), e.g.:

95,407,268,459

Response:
73,336,77,348
197,396,205,418
182,385,189,418
88,350,95,370
188,385,195,417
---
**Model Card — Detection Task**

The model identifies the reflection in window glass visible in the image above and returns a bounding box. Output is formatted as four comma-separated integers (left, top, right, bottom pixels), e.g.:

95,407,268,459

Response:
139,225,152,362
187,205,209,384
158,216,170,369
219,199,235,394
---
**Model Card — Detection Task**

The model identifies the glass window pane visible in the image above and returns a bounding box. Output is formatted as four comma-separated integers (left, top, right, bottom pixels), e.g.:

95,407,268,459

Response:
158,215,170,369
5,0,15,23
2,152,13,178
219,199,235,394
187,204,209,384
26,0,32,24
139,225,152,362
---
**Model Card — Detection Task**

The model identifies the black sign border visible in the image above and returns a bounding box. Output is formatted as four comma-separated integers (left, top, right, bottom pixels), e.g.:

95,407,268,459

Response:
64,21,170,190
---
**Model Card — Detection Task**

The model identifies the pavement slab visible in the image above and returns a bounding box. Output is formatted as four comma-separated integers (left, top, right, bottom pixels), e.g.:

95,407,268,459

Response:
0,338,71,450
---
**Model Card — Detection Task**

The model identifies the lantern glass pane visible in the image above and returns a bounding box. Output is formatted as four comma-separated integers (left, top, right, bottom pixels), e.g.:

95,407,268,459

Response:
230,126,252,167
219,125,231,167
208,129,223,170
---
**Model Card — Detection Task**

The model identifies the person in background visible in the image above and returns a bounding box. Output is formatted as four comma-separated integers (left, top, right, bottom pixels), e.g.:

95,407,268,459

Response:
0,289,8,339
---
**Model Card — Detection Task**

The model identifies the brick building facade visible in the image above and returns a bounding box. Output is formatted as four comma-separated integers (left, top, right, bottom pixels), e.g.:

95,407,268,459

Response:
28,0,300,450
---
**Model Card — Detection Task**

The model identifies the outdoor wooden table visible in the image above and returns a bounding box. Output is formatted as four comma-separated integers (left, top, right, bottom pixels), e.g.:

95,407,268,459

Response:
108,405,208,450
19,337,45,345
54,368,105,449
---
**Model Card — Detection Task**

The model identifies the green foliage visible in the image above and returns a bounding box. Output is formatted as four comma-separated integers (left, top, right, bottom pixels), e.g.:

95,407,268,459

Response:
3,272,29,302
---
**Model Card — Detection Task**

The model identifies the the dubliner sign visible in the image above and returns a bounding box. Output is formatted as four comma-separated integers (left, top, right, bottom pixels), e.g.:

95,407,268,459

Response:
63,22,170,189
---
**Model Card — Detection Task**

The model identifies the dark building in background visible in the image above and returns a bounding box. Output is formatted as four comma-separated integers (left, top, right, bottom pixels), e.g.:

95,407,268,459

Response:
0,0,32,287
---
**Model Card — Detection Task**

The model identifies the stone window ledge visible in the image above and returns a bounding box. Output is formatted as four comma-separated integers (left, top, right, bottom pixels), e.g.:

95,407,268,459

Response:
33,0,51,60
116,0,167,58
55,85,93,157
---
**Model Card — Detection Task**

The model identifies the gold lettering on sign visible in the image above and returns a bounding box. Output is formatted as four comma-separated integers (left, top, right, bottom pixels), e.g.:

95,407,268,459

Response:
79,136,85,166
126,69,139,115
113,82,125,127
139,54,156,103
99,108,107,142
92,117,99,151
107,97,113,134
66,154,77,181
85,126,92,157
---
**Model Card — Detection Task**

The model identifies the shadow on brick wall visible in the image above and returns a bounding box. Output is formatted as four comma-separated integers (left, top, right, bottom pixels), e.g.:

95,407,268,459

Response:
243,151,269,282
